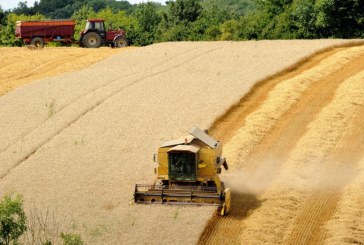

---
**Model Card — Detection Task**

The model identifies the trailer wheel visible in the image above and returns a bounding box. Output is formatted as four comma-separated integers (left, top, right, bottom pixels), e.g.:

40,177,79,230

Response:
82,32,102,48
114,36,128,48
30,37,45,48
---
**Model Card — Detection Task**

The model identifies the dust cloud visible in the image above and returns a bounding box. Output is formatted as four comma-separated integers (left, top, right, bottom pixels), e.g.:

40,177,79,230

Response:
222,160,357,195
222,160,280,195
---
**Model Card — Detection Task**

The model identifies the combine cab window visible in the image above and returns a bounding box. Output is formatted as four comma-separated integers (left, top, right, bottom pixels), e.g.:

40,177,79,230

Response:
168,152,197,181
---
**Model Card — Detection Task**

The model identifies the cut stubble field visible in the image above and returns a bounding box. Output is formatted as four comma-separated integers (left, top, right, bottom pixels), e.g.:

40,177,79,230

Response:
200,45,364,244
0,40,363,244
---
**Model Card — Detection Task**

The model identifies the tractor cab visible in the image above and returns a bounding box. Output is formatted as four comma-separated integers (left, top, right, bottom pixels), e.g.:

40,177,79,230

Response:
84,19,106,39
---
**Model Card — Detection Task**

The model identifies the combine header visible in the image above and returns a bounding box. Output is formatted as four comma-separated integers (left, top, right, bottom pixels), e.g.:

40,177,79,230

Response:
134,127,231,215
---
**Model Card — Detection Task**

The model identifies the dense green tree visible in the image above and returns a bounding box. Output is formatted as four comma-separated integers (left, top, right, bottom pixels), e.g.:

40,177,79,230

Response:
134,3,161,34
156,0,203,41
0,0,364,46
0,5,5,25
235,0,364,39
0,12,45,46
169,0,203,24
9,0,132,19
45,2,83,19
0,194,27,245
105,0,135,14
202,0,255,17
188,4,229,40
33,0,76,17
95,8,139,45
290,0,317,38
133,3,161,45
71,6,95,40
315,0,364,38
159,23,192,41
13,1,35,15
234,11,263,39
220,19,239,40
235,0,313,39
88,0,107,12
260,0,294,15
254,0,293,39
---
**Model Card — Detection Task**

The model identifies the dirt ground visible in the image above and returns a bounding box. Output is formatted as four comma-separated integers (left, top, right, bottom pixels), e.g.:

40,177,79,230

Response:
0,40,363,244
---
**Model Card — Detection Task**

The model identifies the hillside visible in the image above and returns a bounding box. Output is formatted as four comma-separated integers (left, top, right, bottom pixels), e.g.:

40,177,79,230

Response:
0,40,362,244
199,44,364,244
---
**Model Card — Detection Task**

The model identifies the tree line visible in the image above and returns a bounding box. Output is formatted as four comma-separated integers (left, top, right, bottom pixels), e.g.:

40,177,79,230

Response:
0,0,363,47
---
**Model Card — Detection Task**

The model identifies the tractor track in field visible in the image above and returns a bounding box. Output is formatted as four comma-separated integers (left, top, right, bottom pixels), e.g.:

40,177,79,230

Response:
199,45,364,244
283,103,364,244
0,46,224,181
0,45,202,154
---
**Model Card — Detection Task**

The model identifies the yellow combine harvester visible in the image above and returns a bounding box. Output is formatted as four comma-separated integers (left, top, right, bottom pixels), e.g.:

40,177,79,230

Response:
134,127,231,215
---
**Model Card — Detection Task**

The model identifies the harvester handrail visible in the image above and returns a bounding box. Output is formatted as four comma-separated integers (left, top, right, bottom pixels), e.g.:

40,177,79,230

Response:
135,184,221,192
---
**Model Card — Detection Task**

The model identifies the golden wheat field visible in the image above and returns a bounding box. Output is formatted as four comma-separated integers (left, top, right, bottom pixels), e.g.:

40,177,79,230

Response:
0,47,130,96
0,40,363,244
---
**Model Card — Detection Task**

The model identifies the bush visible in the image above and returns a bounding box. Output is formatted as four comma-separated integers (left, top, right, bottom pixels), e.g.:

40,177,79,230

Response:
133,3,161,46
0,194,27,245
0,193,83,245
220,19,239,40
60,232,83,245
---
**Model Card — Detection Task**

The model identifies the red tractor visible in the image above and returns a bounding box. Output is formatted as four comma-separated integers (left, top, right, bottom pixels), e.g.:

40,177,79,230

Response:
80,18,128,48
15,18,128,48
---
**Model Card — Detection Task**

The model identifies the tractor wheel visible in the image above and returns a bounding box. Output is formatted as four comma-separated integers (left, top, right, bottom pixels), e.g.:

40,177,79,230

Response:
30,37,45,48
114,36,128,48
82,32,102,48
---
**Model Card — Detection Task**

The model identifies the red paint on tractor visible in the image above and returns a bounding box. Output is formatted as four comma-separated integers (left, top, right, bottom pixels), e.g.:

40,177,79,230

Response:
15,18,128,48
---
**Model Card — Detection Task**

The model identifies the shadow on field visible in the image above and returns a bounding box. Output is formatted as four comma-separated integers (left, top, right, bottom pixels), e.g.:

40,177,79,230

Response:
226,191,263,221
198,192,263,244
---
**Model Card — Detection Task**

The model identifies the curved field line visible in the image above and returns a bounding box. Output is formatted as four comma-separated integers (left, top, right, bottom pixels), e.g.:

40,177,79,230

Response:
198,45,364,244
0,44,205,155
0,46,223,181
238,54,364,244
208,41,364,144
323,115,364,244
283,77,364,244
0,45,203,154
199,46,349,244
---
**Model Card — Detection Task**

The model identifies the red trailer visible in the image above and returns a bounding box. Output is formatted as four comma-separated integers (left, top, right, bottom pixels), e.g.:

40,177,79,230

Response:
15,19,75,47
15,19,128,48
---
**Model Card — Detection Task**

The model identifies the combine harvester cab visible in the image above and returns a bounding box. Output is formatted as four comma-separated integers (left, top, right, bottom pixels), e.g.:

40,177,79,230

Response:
134,127,231,216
